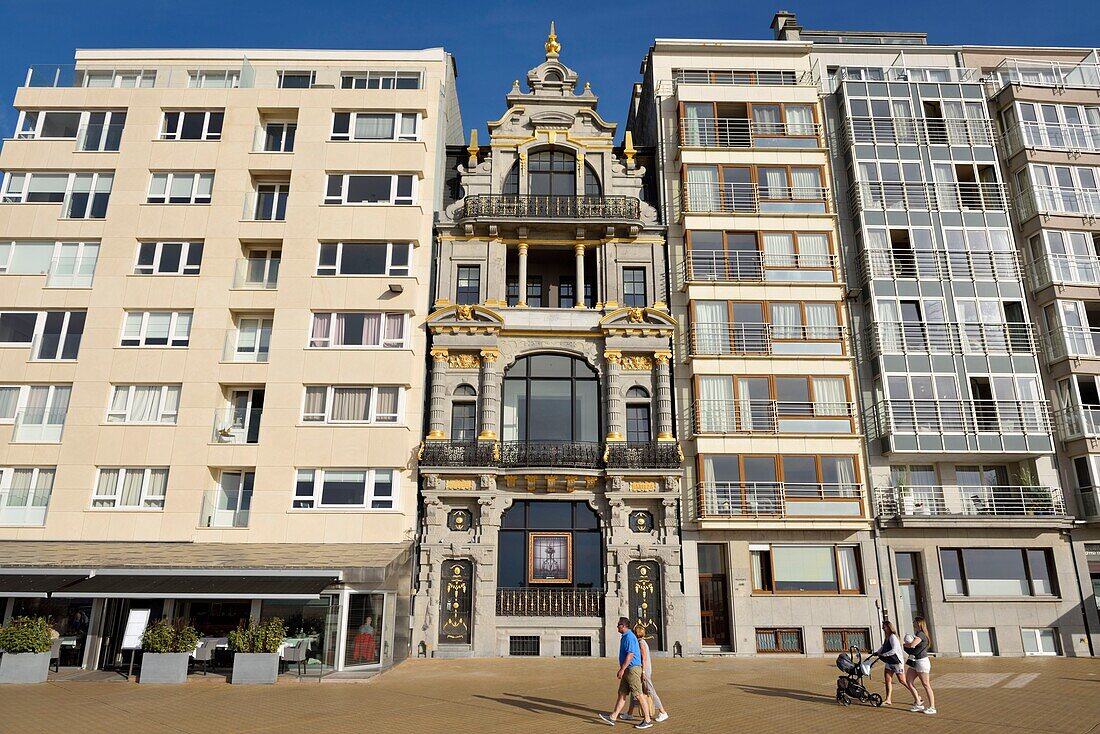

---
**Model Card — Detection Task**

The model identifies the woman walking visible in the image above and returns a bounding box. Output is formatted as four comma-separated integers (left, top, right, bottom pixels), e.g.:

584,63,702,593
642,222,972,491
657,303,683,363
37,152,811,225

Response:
623,624,669,723
904,617,936,715
876,620,921,707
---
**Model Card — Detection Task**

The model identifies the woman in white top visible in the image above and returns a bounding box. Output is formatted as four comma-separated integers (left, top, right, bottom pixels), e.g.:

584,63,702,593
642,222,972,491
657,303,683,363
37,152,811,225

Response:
623,624,669,723
876,620,921,707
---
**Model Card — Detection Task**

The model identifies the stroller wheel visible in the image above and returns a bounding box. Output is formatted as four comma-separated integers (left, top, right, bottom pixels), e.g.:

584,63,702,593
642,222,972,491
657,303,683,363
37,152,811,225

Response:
837,692,851,706
869,693,883,708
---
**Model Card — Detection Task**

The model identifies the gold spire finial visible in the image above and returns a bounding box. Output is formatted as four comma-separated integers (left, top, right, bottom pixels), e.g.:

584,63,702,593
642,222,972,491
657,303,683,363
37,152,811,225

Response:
467,129,479,168
545,21,561,59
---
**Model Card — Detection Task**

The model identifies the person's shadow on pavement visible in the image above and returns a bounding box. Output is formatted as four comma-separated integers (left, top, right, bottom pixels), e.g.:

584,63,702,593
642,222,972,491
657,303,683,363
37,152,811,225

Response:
732,683,837,706
473,692,606,721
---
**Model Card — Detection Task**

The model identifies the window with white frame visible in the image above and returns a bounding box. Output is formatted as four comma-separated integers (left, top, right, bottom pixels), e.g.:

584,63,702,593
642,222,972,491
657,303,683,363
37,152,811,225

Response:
278,70,316,89
187,70,239,88
302,385,402,424
121,311,192,347
749,544,863,594
331,112,419,141
232,317,272,362
0,240,100,286
134,241,203,275
79,69,155,88
957,628,997,656
1021,627,1060,656
0,311,42,345
293,468,396,509
0,385,70,424
0,310,85,360
0,466,54,525
16,110,81,139
316,242,411,276
340,71,421,89
324,173,415,205
107,384,181,424
147,172,213,204
160,110,224,140
92,467,168,509
1,172,113,218
240,248,281,288
309,312,406,348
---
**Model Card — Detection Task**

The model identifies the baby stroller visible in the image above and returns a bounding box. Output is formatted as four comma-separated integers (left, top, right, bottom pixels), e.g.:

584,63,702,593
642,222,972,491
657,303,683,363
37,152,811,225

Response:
835,646,883,707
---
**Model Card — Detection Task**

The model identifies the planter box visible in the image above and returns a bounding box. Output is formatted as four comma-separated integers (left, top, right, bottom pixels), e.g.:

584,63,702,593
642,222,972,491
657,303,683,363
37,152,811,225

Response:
0,652,50,684
139,652,190,684
230,652,280,684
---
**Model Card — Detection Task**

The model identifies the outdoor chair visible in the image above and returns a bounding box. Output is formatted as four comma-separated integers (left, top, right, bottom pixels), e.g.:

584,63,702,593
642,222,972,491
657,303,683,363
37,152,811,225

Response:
49,638,62,673
281,639,309,678
190,639,215,675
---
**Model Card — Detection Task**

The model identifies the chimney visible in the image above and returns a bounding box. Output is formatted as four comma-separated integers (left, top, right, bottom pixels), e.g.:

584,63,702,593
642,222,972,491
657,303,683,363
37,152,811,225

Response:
771,10,802,41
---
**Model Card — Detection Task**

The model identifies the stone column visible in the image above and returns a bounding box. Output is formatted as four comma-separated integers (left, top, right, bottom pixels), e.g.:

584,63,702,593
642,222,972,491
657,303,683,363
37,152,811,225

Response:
427,348,449,438
654,350,674,440
605,350,625,441
574,243,586,308
478,349,501,439
516,242,529,307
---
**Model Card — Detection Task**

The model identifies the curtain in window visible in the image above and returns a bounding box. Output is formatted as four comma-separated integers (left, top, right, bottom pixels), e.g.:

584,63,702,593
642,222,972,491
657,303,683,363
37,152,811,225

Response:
828,458,857,493
95,469,120,506
698,376,735,432
769,303,802,340
785,105,815,136
837,547,860,590
751,105,782,135
736,378,758,431
7,468,33,507
0,386,17,420
763,233,796,268
759,168,788,198
48,387,69,424
131,386,160,422
374,387,399,421
361,313,382,346
384,314,404,346
805,303,839,340
311,313,331,346
146,313,171,341
813,377,848,416
356,114,395,139
25,386,49,420
303,387,327,420
145,469,168,507
797,234,830,268
161,386,180,422
332,387,371,421
173,312,192,340
685,166,719,211
790,168,822,198
693,301,730,355
891,100,916,142
31,469,54,507
121,470,145,506
683,103,709,146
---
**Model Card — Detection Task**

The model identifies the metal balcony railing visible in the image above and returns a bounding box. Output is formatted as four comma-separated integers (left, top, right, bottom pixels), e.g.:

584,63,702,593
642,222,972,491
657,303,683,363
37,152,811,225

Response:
1055,405,1100,441
874,485,1066,518
697,481,862,519
499,441,602,468
865,322,1036,356
845,117,995,148
420,440,498,467
11,407,67,443
865,399,1053,439
211,409,262,444
1016,186,1100,221
242,190,289,221
679,118,822,148
1002,121,1100,156
692,400,856,434
459,194,641,221
200,489,251,528
1026,254,1100,291
1042,326,1100,363
673,68,811,86
74,123,125,152
496,587,603,617
681,251,838,284
860,248,1020,283
45,255,98,288
232,258,280,289
605,441,681,470
690,323,846,357
682,182,829,215
988,59,1100,93
848,181,1009,215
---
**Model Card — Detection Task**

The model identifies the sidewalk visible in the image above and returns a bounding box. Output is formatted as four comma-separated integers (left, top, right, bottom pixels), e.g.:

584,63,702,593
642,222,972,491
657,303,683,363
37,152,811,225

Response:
1,655,1097,733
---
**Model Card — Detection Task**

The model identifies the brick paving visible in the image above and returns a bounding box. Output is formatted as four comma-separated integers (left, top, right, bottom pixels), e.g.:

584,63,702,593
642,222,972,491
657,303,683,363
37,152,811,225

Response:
1,655,1098,734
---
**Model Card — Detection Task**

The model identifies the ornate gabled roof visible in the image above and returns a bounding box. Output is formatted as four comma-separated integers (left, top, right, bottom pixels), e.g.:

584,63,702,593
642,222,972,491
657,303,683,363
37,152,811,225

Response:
506,22,598,108
600,307,677,337
426,304,505,335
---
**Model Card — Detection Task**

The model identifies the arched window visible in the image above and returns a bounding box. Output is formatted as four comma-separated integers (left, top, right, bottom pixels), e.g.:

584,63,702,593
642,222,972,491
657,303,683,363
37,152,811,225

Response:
502,354,599,442
502,162,519,195
626,386,652,443
544,69,564,83
529,150,576,197
584,162,602,196
451,384,477,440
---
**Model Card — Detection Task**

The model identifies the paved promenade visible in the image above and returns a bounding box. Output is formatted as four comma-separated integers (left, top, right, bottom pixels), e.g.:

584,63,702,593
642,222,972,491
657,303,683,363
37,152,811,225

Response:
1,655,1098,733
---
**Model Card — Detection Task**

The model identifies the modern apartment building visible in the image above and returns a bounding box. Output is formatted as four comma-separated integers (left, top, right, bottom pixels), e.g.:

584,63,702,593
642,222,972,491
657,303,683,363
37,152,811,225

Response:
0,48,461,672
630,37,877,656
412,28,690,658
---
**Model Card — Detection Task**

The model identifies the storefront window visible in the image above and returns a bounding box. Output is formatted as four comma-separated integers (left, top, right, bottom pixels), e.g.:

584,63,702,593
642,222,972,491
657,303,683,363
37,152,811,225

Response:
13,597,92,667
343,593,385,667
180,600,252,636
261,596,340,671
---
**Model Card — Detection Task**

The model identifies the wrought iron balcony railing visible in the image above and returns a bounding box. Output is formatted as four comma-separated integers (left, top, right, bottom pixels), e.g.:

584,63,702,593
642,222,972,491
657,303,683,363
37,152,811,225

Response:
865,399,1053,440
690,323,846,357
860,248,1020,283
693,400,857,435
697,481,863,519
681,251,838,285
865,322,1036,357
605,441,681,470
496,587,603,617
683,182,829,215
845,116,995,149
874,485,1066,519
679,118,822,148
848,181,1008,216
458,194,640,221
499,441,602,468
419,440,498,467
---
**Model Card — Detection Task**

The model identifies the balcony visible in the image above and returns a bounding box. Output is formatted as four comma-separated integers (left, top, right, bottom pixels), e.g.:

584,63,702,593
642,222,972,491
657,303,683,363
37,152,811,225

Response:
0,491,49,526
681,251,838,285
232,258,279,289
496,587,603,617
1042,326,1100,363
988,58,1100,93
860,248,1020,283
1016,186,1100,221
605,442,681,470
1055,405,1100,441
211,409,262,444
693,400,856,435
828,66,975,93
499,441,601,469
697,482,863,519
678,118,822,149
419,440,681,471
848,181,1008,215
74,122,125,152
420,440,498,468
458,194,640,222
673,69,812,87
45,255,97,288
683,182,829,215
11,408,66,443
242,189,288,222
866,400,1053,440
1026,254,1100,291
874,485,1066,520
1003,121,1100,157
690,323,846,357
845,116,995,149
222,331,269,363
199,489,251,528
865,322,1036,357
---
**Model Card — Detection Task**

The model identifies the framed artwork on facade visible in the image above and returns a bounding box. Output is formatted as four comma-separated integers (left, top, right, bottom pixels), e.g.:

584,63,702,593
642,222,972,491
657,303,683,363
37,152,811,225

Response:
528,532,572,584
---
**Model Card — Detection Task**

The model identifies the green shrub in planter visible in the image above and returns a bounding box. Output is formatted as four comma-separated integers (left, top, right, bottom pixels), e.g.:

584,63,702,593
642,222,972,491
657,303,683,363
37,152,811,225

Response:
0,617,51,654
227,618,286,654
141,619,200,654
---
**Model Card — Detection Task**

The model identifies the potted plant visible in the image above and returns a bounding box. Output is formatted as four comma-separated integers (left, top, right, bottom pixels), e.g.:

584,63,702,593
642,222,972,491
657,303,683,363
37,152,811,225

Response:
1015,466,1054,516
228,618,285,684
0,616,52,684
138,619,199,684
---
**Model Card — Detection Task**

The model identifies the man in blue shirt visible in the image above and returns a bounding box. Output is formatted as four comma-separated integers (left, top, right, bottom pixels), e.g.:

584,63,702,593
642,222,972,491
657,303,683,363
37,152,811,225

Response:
599,617,653,728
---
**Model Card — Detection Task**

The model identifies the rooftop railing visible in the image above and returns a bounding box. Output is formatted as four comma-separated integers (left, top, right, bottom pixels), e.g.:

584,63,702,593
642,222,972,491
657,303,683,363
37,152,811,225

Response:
874,484,1065,518
865,321,1036,357
1015,185,1100,221
848,181,1008,215
845,116,995,148
1002,121,1100,157
673,68,813,87
860,248,1020,283
459,194,641,221
826,66,976,93
682,182,830,215
987,58,1100,94
679,118,822,148
690,323,846,357
693,400,856,435
865,399,1052,440
681,251,839,285
24,65,244,89
697,482,863,519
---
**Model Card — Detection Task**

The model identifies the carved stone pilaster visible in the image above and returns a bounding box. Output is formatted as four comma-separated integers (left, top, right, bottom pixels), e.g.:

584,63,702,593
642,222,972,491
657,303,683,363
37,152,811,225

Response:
479,349,501,439
605,350,625,440
428,348,449,438
654,350,673,440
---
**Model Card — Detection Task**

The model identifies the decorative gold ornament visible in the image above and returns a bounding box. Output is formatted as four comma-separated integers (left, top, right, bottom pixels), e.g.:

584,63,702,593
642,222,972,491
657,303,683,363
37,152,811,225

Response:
480,349,499,363
431,348,449,362
455,305,474,321
467,129,479,168
627,308,645,324
630,481,659,492
603,350,623,365
623,131,637,164
447,353,481,369
446,479,475,491
545,21,561,59
653,350,672,365
620,355,653,371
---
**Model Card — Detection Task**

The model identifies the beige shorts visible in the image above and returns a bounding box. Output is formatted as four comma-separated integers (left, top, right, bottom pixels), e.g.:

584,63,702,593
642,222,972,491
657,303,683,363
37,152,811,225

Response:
618,666,644,697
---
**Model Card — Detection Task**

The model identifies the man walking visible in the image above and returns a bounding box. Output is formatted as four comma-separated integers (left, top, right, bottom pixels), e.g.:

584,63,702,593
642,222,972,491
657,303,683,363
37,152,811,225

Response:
599,617,653,728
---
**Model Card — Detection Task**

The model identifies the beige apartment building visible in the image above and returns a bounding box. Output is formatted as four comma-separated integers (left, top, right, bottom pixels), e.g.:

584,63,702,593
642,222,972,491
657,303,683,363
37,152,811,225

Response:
0,48,461,673
630,37,877,656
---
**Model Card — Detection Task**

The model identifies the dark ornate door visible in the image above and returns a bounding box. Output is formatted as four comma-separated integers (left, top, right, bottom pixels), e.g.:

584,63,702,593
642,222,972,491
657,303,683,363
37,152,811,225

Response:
439,560,473,644
698,574,730,646
628,561,663,651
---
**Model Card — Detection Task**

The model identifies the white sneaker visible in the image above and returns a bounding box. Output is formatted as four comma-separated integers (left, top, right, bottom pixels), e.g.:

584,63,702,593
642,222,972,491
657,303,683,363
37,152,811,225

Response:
655,712,669,722
923,708,937,715
909,704,925,712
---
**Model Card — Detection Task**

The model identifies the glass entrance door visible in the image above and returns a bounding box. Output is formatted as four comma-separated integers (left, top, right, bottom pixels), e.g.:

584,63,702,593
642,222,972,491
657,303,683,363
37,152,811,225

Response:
895,552,926,635
343,593,386,668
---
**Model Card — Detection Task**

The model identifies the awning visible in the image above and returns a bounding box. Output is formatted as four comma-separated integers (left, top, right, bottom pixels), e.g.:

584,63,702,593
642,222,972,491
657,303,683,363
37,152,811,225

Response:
56,574,338,600
0,573,89,598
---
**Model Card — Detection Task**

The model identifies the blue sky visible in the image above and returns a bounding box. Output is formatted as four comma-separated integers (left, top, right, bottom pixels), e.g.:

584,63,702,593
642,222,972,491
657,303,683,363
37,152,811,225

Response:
0,0,1097,145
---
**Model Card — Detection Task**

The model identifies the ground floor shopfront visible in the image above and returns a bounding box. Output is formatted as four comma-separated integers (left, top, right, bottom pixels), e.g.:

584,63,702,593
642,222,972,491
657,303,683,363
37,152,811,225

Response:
0,541,413,673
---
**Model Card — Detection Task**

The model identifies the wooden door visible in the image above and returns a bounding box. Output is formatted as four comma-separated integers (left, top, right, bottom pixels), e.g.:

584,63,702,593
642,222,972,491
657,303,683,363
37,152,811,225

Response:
698,574,730,646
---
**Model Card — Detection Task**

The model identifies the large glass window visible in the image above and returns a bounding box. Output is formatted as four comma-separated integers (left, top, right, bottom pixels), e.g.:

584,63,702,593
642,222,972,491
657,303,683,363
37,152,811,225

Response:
135,241,203,275
331,112,419,142
160,110,223,141
147,172,213,204
302,386,401,424
456,265,480,305
309,312,406,348
343,593,385,667
498,500,602,588
529,150,576,196
751,544,862,594
92,467,168,509
107,385,180,424
940,548,1057,597
502,354,600,443
317,242,410,276
293,469,395,509
324,174,415,205
623,267,647,307
120,311,192,347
